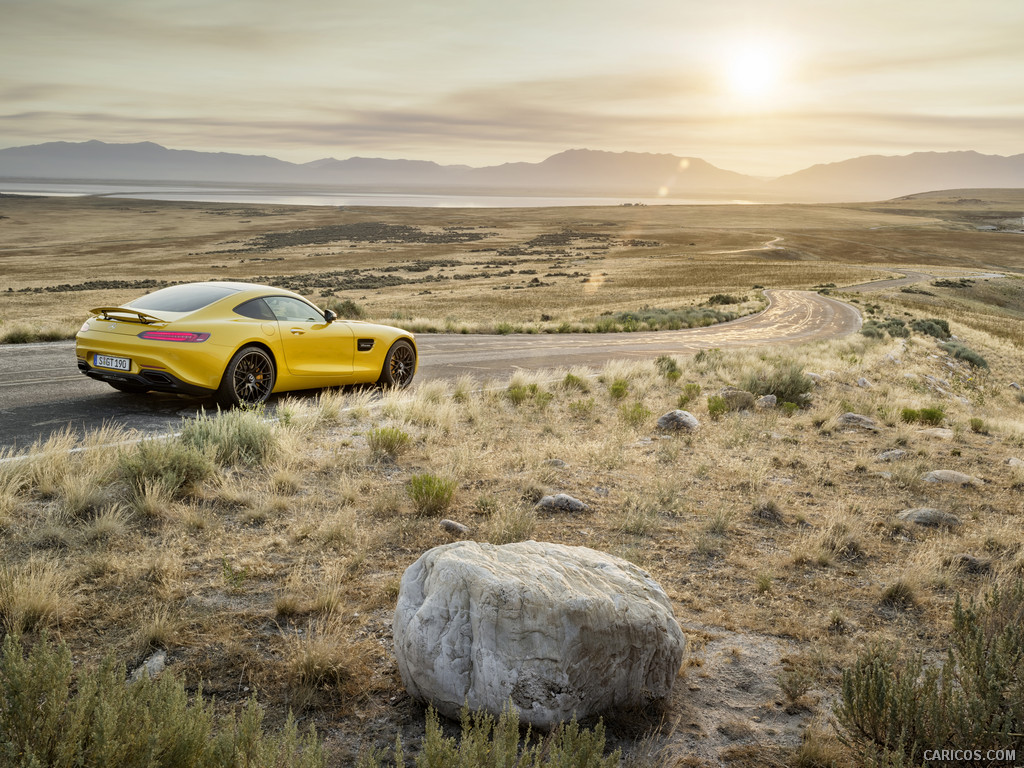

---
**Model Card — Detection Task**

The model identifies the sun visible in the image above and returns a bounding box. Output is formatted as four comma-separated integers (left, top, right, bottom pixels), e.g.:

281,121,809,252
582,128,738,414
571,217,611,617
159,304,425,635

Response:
722,39,788,105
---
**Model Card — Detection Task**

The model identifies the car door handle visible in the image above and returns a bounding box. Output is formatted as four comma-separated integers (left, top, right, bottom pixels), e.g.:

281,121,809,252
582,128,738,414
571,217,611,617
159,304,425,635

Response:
290,328,305,335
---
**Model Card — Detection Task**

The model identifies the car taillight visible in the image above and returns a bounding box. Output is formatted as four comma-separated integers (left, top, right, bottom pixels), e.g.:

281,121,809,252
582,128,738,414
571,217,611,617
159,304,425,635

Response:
79,320,90,333
138,331,210,342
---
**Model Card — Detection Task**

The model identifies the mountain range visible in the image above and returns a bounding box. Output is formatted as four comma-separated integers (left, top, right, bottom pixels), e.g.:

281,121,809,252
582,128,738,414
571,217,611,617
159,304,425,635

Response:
1,140,1023,203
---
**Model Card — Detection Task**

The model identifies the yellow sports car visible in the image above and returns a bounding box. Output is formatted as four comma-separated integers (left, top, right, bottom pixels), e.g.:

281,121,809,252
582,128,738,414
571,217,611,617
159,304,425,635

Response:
76,281,417,406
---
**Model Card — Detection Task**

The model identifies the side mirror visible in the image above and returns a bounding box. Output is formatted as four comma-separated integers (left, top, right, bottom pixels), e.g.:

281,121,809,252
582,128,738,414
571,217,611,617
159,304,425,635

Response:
324,309,337,323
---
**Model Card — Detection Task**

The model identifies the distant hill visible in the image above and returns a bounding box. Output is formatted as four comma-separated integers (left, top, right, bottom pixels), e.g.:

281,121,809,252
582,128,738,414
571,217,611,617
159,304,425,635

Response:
1,141,1023,202
770,150,1024,202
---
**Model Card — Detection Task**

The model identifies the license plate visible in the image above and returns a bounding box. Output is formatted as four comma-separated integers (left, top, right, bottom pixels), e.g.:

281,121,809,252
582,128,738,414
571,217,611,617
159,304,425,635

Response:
94,354,131,371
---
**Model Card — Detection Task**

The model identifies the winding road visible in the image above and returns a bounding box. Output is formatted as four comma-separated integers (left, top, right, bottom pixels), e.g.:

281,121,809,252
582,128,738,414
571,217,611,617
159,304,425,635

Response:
0,289,860,450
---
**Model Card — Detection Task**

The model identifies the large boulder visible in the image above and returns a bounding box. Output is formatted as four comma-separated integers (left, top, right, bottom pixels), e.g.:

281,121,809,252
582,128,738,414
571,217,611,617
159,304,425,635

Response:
393,540,685,729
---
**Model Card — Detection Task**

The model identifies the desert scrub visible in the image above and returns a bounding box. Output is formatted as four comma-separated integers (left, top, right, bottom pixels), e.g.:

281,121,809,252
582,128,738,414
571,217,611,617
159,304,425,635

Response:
677,382,701,408
366,426,411,458
118,438,214,497
741,359,814,404
618,401,652,427
0,557,69,633
0,633,326,768
357,705,619,768
505,383,552,408
909,317,950,339
706,395,729,420
560,372,589,392
900,406,945,426
407,473,456,516
837,580,1024,764
939,340,989,369
179,407,278,466
655,355,682,381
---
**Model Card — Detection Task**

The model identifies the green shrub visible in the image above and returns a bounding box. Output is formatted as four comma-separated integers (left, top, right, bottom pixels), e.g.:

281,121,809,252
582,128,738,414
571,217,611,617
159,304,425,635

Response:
861,317,911,339
0,633,325,768
901,406,944,426
741,360,814,404
407,473,456,516
568,398,595,419
608,379,629,400
940,341,989,369
561,373,589,392
707,395,729,420
321,297,365,319
366,426,411,458
655,355,682,381
780,401,800,417
706,293,742,305
357,705,619,768
618,402,652,427
969,417,989,434
837,580,1024,764
610,306,737,331
506,383,552,408
860,322,885,339
119,438,214,497
179,409,278,466
910,317,950,340
677,382,701,408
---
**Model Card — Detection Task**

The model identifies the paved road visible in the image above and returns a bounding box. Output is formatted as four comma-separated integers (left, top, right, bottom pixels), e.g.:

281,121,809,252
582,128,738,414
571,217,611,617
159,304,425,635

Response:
0,289,860,450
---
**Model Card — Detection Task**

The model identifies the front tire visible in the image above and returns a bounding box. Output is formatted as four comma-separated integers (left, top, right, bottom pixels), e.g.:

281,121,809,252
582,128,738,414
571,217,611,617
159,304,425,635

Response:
217,345,276,407
378,339,416,388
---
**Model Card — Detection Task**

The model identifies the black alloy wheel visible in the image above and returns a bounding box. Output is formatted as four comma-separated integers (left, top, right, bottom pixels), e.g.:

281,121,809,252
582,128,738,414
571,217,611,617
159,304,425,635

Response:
218,346,276,407
379,339,416,388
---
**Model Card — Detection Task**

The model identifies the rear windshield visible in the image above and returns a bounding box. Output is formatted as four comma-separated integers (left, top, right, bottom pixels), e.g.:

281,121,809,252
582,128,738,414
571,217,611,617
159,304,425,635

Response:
128,284,239,313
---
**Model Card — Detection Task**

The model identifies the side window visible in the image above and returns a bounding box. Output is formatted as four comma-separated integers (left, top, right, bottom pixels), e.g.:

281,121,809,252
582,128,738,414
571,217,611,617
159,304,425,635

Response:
264,296,324,323
233,298,275,320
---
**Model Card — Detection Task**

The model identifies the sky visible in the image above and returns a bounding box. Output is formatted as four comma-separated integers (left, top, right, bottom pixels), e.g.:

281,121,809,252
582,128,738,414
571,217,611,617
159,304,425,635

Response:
1,0,1022,177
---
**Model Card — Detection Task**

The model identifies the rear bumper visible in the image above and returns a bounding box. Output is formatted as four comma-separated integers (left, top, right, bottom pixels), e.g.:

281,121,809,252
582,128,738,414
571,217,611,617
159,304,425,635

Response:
78,359,215,397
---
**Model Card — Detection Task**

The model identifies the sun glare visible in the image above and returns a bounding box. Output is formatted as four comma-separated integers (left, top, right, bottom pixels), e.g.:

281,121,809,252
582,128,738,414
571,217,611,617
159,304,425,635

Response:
722,39,787,105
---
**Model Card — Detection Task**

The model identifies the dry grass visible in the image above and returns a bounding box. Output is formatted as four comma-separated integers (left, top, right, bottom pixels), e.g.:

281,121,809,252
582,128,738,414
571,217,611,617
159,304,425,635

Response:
1,317,1022,762
3,192,1024,763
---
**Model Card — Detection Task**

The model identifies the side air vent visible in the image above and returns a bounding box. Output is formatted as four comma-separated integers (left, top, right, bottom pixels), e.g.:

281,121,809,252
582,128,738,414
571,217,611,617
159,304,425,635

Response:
357,339,375,352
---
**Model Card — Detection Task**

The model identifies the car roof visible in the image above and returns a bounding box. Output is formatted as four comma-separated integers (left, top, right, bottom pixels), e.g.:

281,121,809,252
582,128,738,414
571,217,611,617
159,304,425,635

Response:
186,281,308,301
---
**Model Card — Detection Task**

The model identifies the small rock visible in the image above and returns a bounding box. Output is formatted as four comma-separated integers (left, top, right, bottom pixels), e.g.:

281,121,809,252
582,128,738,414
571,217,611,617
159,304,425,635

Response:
129,649,167,683
755,394,777,409
1005,457,1024,468
657,410,700,431
896,507,961,527
857,377,873,389
440,519,471,536
923,469,983,487
543,459,568,468
883,353,903,365
918,427,954,440
877,449,909,463
837,412,878,431
806,373,823,384
535,493,588,513
1011,382,1022,391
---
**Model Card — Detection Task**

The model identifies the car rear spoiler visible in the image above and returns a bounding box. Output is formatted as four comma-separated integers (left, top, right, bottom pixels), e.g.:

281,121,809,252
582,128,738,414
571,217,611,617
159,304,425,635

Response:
90,307,168,325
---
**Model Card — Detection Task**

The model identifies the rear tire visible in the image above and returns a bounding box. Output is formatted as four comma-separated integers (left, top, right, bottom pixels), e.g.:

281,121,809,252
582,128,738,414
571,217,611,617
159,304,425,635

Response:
377,339,416,388
217,346,276,408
